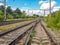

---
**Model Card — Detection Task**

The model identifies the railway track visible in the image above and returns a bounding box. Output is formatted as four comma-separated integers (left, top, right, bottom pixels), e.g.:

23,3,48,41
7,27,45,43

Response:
0,19,39,45
0,20,37,33
0,20,36,36
0,19,59,45
31,20,59,45
40,20,59,45
0,20,26,26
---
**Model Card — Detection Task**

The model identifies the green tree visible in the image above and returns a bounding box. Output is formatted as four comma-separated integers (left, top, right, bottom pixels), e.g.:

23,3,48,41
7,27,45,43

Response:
0,5,4,13
0,10,3,15
6,6,13,15
0,15,4,21
46,10,60,29
0,10,4,21
7,14,14,19
21,11,26,18
14,8,22,15
13,13,20,19
13,8,22,18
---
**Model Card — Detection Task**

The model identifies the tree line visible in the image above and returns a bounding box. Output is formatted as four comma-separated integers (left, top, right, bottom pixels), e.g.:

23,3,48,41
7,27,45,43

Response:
0,5,39,21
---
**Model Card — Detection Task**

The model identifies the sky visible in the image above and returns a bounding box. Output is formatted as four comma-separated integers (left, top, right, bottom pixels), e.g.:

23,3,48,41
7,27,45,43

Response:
6,0,40,9
0,0,60,16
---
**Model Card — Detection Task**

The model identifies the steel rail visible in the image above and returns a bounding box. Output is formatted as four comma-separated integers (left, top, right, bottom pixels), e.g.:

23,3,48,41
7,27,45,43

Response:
8,26,33,45
9,20,39,45
0,20,26,26
24,20,40,45
40,20,58,45
0,20,37,37
0,20,39,45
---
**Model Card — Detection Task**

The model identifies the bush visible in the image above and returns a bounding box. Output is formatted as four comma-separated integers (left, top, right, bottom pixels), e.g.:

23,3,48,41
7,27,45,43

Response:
7,14,14,19
0,15,4,21
45,10,60,29
47,17,57,29
56,21,60,29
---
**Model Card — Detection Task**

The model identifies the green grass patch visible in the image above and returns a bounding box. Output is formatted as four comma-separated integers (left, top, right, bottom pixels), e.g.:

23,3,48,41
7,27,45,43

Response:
0,20,35,32
43,17,60,30
30,30,36,40
0,23,22,32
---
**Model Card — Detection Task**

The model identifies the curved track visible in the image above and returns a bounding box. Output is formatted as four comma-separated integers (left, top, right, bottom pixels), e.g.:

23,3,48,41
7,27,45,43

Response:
0,19,39,45
0,19,59,45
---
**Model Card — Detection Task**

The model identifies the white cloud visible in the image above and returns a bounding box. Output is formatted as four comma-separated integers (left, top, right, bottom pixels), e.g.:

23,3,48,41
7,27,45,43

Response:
40,1,56,10
52,6,60,12
54,6,60,9
39,0,47,4
0,3,7,8
21,7,60,16
11,0,60,16
23,9,43,16
20,9,50,16
38,0,57,16
0,3,3,5
39,0,44,4
12,8,16,11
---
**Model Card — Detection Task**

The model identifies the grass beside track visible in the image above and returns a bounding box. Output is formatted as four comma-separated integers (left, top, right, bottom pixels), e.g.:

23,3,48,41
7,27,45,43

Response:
6,18,37,21
0,23,22,32
43,19,60,44
30,30,36,41
43,18,60,33
0,21,32,32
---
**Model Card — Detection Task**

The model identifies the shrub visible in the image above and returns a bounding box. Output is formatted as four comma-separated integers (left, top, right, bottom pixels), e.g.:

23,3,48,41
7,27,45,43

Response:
56,21,60,29
7,14,14,19
0,15,4,21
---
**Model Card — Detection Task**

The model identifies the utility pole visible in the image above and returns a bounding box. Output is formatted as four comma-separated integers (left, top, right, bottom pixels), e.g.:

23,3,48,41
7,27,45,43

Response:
44,10,45,16
0,0,6,21
49,0,51,17
39,9,47,16
32,10,33,15
4,0,6,21
28,9,29,16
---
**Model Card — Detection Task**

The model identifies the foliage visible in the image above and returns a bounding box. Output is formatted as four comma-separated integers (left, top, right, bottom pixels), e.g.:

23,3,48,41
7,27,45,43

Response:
20,11,26,18
0,10,4,21
0,5,39,21
45,10,60,29
6,6,13,15
0,15,4,21
56,21,60,29
0,5,4,13
0,10,3,15
7,14,14,19
14,8,22,15
30,30,36,39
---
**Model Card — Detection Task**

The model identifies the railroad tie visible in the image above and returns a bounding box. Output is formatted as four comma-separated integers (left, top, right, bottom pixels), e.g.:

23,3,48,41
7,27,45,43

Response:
31,22,43,45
